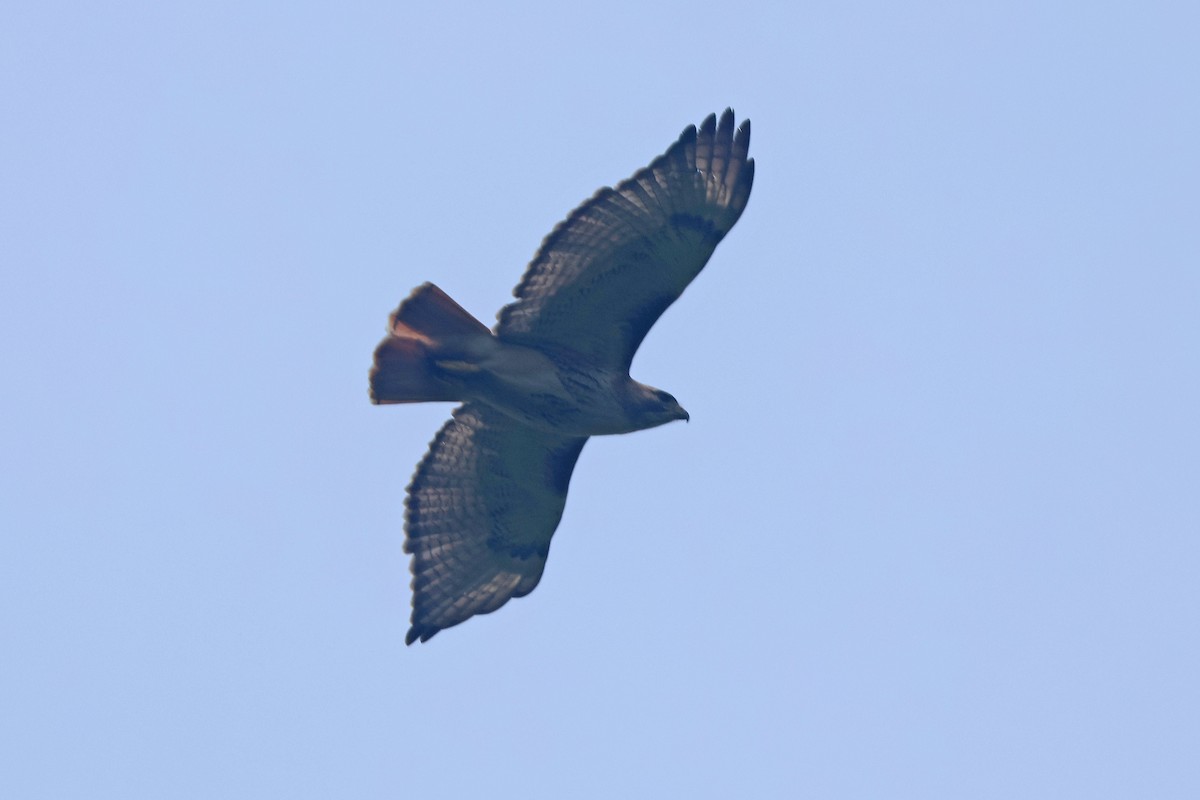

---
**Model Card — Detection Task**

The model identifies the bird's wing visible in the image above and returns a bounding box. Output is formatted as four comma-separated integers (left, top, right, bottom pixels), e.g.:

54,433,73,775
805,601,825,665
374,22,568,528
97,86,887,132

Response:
495,109,754,370
402,402,587,644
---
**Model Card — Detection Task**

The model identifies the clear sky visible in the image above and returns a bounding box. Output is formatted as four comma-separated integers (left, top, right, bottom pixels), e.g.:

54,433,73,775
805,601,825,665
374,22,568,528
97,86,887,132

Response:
3,2,1198,797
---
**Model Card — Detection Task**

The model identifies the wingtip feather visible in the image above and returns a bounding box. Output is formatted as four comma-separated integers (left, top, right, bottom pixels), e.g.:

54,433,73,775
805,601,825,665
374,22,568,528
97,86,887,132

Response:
735,117,751,152
717,108,735,145
405,624,438,645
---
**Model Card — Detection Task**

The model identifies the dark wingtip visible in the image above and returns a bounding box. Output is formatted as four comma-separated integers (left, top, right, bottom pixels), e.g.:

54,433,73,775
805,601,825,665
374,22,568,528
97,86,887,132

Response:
405,624,439,645
718,107,735,135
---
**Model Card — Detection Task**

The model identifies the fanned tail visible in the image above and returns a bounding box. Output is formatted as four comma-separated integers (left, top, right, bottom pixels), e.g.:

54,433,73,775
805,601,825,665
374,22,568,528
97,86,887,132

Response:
369,283,492,404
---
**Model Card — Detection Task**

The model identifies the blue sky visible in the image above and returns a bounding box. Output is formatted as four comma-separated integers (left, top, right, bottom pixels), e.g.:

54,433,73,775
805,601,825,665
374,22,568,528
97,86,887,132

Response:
3,2,1198,797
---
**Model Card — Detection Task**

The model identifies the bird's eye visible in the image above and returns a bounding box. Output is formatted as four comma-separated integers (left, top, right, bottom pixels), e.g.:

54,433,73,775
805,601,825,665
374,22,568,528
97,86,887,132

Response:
655,390,675,404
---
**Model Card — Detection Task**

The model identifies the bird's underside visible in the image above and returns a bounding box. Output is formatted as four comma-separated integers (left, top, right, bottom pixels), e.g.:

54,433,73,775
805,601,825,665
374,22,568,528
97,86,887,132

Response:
370,109,754,644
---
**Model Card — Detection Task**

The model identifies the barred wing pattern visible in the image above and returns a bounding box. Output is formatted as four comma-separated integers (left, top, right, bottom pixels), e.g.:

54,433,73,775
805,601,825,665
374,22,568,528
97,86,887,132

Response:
496,109,754,369
403,402,586,644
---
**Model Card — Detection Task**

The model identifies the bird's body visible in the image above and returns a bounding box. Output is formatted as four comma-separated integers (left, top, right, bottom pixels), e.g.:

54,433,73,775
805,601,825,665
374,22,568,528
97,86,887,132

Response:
370,110,754,643
374,285,686,436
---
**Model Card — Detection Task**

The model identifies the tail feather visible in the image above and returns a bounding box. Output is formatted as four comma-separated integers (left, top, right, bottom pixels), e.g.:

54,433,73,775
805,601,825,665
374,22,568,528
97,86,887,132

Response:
390,282,490,342
370,336,458,404
369,283,491,405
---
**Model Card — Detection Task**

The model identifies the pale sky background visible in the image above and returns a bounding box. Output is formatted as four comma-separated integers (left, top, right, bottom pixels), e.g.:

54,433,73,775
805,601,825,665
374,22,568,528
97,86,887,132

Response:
3,2,1198,798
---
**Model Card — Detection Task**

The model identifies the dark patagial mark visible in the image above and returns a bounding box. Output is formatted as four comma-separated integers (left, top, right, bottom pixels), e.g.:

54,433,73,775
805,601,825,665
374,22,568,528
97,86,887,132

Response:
544,438,587,497
622,292,676,353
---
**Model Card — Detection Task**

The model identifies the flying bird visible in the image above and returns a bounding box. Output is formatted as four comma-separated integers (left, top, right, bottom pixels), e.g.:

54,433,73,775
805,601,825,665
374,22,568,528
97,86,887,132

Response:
370,109,754,644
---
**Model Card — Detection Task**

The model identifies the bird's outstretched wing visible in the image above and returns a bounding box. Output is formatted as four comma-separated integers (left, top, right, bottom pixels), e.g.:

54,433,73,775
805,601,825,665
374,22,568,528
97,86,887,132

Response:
403,402,587,643
495,109,754,370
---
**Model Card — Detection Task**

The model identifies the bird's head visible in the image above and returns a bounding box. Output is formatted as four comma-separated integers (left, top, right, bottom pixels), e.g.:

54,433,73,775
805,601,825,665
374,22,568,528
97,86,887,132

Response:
627,382,690,430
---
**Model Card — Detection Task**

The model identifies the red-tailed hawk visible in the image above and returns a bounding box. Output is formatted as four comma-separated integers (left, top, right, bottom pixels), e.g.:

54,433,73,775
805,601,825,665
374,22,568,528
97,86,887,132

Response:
371,109,754,644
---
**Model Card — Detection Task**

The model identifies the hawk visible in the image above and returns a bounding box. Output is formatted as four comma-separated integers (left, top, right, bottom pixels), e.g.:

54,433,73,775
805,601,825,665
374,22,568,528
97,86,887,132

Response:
370,109,754,644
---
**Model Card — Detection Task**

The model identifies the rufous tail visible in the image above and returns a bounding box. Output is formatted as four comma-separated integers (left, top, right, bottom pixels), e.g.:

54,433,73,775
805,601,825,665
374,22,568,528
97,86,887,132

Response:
369,283,492,404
